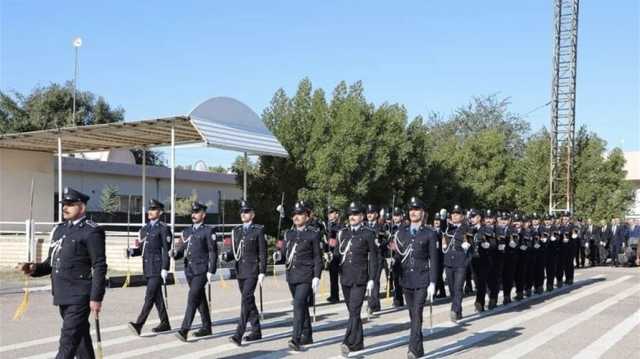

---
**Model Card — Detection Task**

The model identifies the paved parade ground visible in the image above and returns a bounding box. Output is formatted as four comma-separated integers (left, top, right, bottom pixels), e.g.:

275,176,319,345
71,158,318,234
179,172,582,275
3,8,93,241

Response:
0,265,638,359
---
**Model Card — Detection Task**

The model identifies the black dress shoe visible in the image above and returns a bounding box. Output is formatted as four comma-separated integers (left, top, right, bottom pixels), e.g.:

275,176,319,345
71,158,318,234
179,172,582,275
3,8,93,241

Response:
229,335,241,346
566,280,573,285
128,322,142,336
474,302,484,312
300,336,313,345
152,322,171,333
449,310,457,323
456,312,462,320
288,340,301,351
175,329,188,342
193,328,212,337
435,292,447,298
243,331,262,342
488,298,497,310
525,289,532,297
326,296,339,303
503,297,512,305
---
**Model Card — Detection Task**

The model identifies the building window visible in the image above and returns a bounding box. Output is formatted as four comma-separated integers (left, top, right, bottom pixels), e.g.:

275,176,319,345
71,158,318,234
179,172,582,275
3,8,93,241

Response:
118,195,142,214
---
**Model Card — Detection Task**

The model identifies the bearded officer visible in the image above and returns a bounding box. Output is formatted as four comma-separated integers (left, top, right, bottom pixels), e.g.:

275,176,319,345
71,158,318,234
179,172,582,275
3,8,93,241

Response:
18,187,107,359
224,200,267,346
334,202,378,356
127,199,172,335
173,201,218,341
275,201,322,351
391,197,438,359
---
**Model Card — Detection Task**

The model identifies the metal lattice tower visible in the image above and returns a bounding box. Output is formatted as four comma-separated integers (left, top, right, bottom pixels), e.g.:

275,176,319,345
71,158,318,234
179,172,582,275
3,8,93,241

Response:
549,0,579,215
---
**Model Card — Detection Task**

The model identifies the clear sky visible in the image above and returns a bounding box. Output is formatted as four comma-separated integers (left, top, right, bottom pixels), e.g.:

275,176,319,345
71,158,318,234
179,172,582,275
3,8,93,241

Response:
1,1,638,167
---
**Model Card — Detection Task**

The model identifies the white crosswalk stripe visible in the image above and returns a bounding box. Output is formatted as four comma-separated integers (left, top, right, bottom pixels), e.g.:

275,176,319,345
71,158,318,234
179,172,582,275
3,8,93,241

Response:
571,308,640,359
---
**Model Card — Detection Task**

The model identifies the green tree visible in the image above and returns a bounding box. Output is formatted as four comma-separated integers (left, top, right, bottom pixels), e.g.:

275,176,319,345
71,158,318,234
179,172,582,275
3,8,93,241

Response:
100,185,120,215
513,130,550,214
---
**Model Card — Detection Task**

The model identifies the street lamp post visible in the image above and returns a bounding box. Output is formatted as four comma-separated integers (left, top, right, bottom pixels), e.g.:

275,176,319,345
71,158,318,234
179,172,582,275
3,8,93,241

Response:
72,37,82,123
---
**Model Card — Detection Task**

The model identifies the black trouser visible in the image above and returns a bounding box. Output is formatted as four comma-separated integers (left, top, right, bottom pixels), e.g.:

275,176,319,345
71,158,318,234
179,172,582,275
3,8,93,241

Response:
328,258,341,300
180,273,211,331
445,265,466,315
525,251,536,292
556,243,568,286
471,255,490,306
611,242,622,265
564,242,576,283
392,259,404,305
502,252,517,301
368,258,388,311
288,282,312,344
577,244,586,267
403,287,427,357
487,251,503,301
235,276,261,338
533,248,546,290
464,265,474,293
57,303,94,359
135,276,169,326
515,250,528,295
588,240,598,265
342,284,366,350
545,246,558,289
436,252,446,296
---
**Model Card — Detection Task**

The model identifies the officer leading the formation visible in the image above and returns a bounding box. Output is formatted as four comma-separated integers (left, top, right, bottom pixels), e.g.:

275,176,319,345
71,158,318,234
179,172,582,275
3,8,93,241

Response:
442,205,472,322
127,199,172,336
275,201,323,351
224,201,267,346
334,202,378,356
391,197,438,359
173,201,218,342
18,187,107,359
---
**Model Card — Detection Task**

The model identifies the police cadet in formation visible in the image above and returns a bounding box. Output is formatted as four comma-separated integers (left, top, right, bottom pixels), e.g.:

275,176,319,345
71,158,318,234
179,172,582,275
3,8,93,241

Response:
442,204,473,321
432,211,447,298
172,201,218,342
504,212,520,302
513,214,531,300
542,213,558,291
530,213,546,295
325,206,344,303
468,209,490,312
18,187,107,359
365,204,389,314
127,199,172,336
584,218,599,266
495,212,514,304
391,197,438,359
389,206,405,307
275,201,322,351
334,202,378,356
223,200,267,346
559,211,577,285
463,213,475,297
482,210,500,309
576,218,587,268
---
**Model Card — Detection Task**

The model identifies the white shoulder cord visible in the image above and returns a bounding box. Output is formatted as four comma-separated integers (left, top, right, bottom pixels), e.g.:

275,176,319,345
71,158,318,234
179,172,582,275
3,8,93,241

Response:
338,230,352,265
393,230,413,263
231,228,244,261
285,234,298,270
139,229,147,256
49,224,63,260
442,226,454,254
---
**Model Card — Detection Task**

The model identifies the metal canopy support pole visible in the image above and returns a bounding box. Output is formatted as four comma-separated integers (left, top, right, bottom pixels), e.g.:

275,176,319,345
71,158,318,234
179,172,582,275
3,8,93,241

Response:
170,124,176,272
141,148,146,226
57,136,63,223
243,152,248,201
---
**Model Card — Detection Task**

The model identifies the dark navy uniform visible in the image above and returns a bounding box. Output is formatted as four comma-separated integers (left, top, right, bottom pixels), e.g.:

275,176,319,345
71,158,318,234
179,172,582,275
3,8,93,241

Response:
542,217,559,291
468,211,490,311
390,215,405,306
325,214,344,303
280,214,322,347
225,218,267,343
335,204,378,353
128,204,172,333
560,219,577,284
433,213,447,298
393,221,439,357
174,204,218,340
442,206,473,320
31,187,107,359
530,219,546,294
483,216,501,309
514,220,532,300
365,206,389,313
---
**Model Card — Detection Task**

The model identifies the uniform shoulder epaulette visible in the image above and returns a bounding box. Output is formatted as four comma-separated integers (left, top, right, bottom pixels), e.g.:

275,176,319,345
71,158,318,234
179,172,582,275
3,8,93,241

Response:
362,226,376,232
252,224,264,230
233,224,242,231
307,226,320,232
85,219,99,228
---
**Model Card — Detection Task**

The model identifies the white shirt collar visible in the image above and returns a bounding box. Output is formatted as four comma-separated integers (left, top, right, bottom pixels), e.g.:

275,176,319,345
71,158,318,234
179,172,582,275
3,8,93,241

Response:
72,216,86,226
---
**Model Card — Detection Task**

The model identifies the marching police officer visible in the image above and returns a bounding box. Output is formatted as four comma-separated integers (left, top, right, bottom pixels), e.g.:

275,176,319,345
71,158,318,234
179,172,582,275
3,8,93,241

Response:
275,201,322,351
530,213,546,295
468,209,490,312
513,214,531,300
442,204,473,321
127,199,172,335
542,213,559,291
365,204,389,314
334,202,378,356
391,197,438,359
390,206,405,307
325,206,344,303
433,211,447,298
559,212,577,285
224,201,267,346
496,212,516,304
483,210,500,309
173,201,218,342
18,187,107,359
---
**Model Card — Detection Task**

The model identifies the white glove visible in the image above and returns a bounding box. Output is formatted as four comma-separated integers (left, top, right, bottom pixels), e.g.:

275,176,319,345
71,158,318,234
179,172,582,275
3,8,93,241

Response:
366,280,374,295
585,243,589,248
461,242,471,251
541,237,548,243
534,243,541,249
622,242,626,249
427,282,435,302
312,277,320,293
206,272,213,283
161,269,168,281
509,241,517,248
563,237,569,243
520,245,527,251
572,233,578,239
481,242,490,249
498,244,506,251
551,235,557,242
442,243,448,250
258,273,265,287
